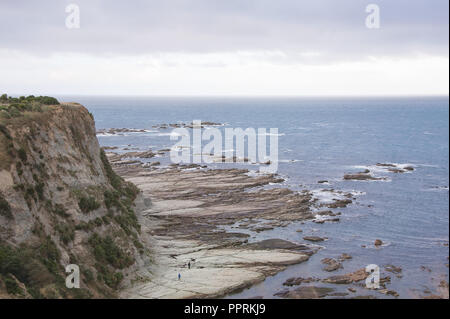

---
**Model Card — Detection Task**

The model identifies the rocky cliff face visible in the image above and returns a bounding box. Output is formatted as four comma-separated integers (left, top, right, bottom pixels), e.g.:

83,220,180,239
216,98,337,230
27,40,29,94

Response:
0,101,148,298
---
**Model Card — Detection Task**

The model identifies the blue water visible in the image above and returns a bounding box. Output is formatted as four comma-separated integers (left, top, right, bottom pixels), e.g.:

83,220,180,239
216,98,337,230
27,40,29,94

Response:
61,96,449,298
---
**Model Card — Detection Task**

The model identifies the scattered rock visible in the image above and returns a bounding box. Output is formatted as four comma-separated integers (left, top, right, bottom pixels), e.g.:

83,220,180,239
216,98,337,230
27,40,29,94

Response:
318,180,328,184
101,146,118,150
283,277,318,287
352,295,377,299
374,239,383,246
376,163,396,167
384,264,402,274
326,199,352,208
388,168,406,173
248,239,312,253
339,253,352,261
379,289,399,297
322,268,368,284
303,236,325,242
321,258,343,272
274,286,335,299
344,173,381,181
97,128,149,135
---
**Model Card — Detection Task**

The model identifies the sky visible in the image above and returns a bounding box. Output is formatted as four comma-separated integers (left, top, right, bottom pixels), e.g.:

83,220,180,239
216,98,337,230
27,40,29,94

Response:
0,0,448,96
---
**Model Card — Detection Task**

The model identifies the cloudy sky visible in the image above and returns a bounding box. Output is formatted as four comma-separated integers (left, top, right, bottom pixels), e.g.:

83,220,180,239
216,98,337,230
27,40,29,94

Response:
0,0,448,96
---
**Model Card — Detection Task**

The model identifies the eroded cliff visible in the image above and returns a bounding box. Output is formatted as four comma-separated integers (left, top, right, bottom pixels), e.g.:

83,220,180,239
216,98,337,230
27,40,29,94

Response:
0,97,149,298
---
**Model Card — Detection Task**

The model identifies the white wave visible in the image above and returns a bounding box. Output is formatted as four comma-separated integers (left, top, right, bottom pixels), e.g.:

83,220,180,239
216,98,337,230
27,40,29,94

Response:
423,186,449,192
157,132,189,137
257,132,285,137
277,159,302,163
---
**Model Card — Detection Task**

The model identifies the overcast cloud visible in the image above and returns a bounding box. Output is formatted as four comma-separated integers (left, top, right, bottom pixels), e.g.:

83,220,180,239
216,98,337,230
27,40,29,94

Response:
0,0,448,95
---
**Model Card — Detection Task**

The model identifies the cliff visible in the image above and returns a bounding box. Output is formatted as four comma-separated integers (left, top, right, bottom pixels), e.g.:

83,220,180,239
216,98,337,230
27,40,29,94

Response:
0,97,149,298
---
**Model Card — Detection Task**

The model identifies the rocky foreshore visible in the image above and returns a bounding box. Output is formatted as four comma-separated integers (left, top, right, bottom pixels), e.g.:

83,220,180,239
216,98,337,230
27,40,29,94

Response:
111,156,319,298
104,150,447,299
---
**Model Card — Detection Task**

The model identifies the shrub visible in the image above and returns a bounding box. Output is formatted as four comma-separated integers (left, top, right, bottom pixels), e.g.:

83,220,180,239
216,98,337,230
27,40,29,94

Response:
78,196,100,214
34,96,59,105
0,193,13,219
88,234,133,269
17,148,27,162
53,204,69,217
3,274,23,295
35,182,45,200
0,124,11,139
55,223,75,245
100,150,123,190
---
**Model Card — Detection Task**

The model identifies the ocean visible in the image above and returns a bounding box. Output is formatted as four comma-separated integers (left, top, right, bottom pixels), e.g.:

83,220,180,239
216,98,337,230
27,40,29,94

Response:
61,95,449,298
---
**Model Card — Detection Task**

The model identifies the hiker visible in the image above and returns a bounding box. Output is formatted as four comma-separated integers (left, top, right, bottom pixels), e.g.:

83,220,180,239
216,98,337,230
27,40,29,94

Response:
188,261,191,269
178,273,181,280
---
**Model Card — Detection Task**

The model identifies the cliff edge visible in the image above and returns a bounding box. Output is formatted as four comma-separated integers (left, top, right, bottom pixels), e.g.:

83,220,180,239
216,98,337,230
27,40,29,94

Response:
0,96,149,298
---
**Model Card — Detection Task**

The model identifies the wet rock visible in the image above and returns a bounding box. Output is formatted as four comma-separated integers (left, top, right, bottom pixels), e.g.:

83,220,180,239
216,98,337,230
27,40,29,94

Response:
328,292,349,297
316,210,333,216
326,199,352,208
376,163,396,167
339,253,352,261
101,146,118,150
143,161,160,168
248,239,311,252
322,268,368,284
344,173,381,181
252,225,274,233
274,286,335,299
384,264,402,274
420,266,432,272
303,236,325,242
321,258,343,272
388,168,405,173
283,277,318,287
379,289,399,297
374,239,383,246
